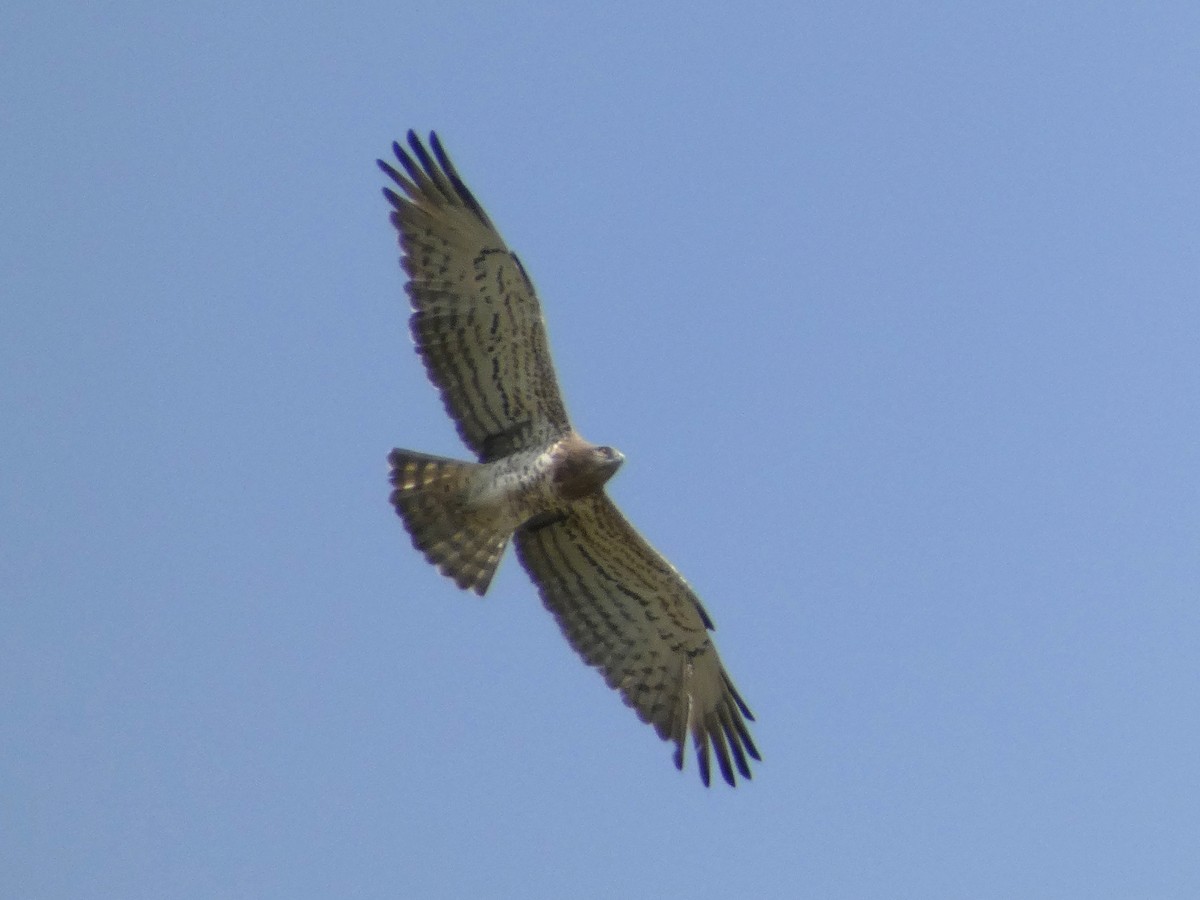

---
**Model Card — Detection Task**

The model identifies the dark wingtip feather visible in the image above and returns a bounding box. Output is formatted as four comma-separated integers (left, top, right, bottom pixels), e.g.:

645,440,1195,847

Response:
380,130,494,232
742,729,762,763
390,138,427,190
696,730,712,787
406,131,438,176
381,186,404,209
711,730,736,788
403,130,461,206
428,132,491,225
725,673,756,721
377,158,404,187
719,707,752,781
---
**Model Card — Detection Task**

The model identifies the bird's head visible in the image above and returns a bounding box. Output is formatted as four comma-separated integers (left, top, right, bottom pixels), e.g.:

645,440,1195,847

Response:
555,440,625,500
591,444,625,478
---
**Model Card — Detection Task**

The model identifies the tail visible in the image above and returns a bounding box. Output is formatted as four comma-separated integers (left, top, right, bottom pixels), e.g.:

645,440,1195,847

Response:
387,448,510,595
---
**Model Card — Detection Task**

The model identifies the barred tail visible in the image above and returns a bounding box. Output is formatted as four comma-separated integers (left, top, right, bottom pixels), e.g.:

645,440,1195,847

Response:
387,448,510,595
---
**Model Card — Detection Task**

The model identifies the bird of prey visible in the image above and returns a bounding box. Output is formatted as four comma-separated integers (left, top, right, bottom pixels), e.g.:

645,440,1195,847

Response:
378,131,760,786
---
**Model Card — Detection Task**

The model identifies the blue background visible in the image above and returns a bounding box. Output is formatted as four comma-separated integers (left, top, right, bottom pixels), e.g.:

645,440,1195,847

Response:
4,2,1198,897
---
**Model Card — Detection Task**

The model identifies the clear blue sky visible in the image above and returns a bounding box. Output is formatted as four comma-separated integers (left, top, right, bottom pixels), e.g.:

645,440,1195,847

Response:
3,2,1198,897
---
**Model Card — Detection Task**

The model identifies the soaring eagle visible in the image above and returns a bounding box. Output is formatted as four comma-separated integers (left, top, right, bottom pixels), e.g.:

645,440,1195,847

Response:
379,132,760,786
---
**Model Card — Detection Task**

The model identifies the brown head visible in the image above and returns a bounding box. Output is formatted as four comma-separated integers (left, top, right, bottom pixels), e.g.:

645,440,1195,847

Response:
553,439,625,501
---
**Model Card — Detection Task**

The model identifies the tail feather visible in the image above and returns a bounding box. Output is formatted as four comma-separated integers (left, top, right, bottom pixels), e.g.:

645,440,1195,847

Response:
388,448,510,595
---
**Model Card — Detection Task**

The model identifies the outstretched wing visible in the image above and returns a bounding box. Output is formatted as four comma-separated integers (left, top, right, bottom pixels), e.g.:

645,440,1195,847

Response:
514,494,760,786
379,132,571,461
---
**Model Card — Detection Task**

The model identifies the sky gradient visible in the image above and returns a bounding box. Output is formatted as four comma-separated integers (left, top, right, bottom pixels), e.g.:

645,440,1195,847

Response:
4,2,1199,897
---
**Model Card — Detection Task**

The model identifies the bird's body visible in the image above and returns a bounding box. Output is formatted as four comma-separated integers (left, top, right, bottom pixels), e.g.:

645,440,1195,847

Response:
379,131,760,786
388,436,623,594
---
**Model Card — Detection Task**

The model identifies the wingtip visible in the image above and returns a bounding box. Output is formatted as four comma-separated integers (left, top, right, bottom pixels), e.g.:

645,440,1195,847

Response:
377,157,401,183
745,736,762,763
406,129,429,160
696,732,712,787
428,130,446,159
